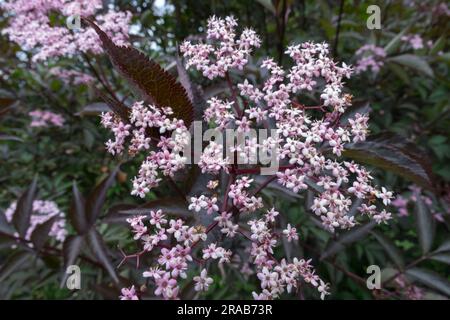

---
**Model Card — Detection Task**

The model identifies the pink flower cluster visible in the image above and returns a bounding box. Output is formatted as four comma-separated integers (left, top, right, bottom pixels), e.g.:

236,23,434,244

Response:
124,212,208,299
49,67,94,85
100,101,189,198
29,110,65,127
180,16,261,79
2,0,132,62
432,2,450,16
392,185,446,222
119,285,139,300
354,44,386,74
123,203,329,300
401,34,424,50
109,16,394,300
4,200,67,246
394,275,424,300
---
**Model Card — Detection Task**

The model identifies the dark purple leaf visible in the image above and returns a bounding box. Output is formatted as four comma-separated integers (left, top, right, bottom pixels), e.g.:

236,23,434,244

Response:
343,132,434,190
76,102,110,116
0,133,23,142
0,251,30,282
62,235,84,268
120,197,190,218
85,166,119,225
30,216,58,251
406,268,450,297
69,181,88,234
83,18,194,128
94,88,130,123
414,192,435,254
102,203,138,224
60,235,84,288
371,230,405,268
320,221,377,260
13,176,38,238
176,54,206,121
87,229,119,283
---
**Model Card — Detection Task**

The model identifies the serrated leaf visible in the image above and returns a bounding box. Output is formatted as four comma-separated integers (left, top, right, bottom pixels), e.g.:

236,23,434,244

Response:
0,235,15,250
94,88,130,122
320,220,377,260
305,178,325,193
69,182,88,234
343,133,434,190
0,211,14,234
120,197,190,218
85,167,119,225
0,133,22,142
83,18,194,128
62,235,84,268
30,216,57,251
414,193,435,254
13,176,38,238
253,176,301,200
256,0,276,14
102,203,137,224
176,54,206,121
0,251,30,282
434,239,450,254
387,54,434,78
406,268,450,297
430,253,450,265
371,230,404,268
76,102,110,116
203,81,229,99
87,229,118,283
384,25,410,54
430,35,446,55
105,203,137,217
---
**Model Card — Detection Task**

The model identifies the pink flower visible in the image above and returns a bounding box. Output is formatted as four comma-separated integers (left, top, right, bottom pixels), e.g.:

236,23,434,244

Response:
282,224,299,242
373,210,392,224
377,187,394,205
257,267,279,289
29,110,65,128
189,195,207,212
193,269,214,292
119,286,139,300
149,210,167,228
154,272,179,299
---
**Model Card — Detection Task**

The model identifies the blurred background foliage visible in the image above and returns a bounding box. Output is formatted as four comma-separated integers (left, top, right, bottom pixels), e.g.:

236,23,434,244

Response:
0,0,449,300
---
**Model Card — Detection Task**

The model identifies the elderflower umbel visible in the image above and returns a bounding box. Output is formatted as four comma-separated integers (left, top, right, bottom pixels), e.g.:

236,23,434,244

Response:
102,16,394,300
